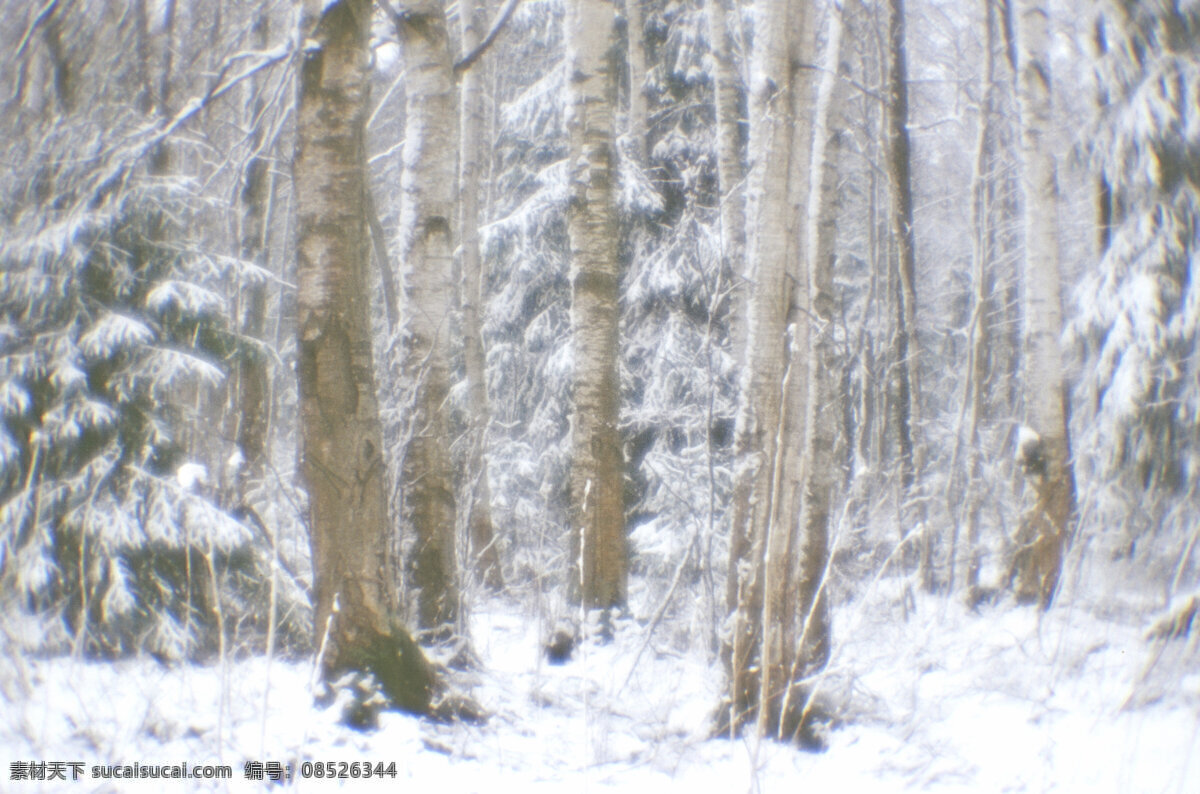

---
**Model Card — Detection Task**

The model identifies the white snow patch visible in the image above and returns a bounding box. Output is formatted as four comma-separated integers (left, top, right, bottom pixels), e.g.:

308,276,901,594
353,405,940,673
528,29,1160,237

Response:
175,462,209,491
2,593,1197,792
79,313,155,359
1016,425,1041,451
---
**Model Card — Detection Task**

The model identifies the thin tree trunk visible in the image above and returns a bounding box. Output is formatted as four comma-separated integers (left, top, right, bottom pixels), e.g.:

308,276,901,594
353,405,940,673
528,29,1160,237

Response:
863,80,881,473
42,3,74,115
206,0,222,73
724,0,807,738
365,187,400,333
625,0,649,160
459,0,504,590
150,0,175,173
884,0,929,590
294,0,432,715
235,8,272,501
954,0,998,602
135,0,175,172
706,0,749,619
704,0,747,379
1093,15,1113,259
758,0,821,741
780,3,846,744
394,0,462,636
1010,0,1074,608
566,0,627,613
135,0,153,116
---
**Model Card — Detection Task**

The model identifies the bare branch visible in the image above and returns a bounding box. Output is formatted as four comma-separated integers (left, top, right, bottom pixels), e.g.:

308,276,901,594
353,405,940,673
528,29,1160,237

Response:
84,44,293,208
454,0,521,74
14,0,61,59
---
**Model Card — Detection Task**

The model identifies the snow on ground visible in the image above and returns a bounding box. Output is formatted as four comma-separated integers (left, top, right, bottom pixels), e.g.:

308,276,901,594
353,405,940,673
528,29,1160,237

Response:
2,584,1198,793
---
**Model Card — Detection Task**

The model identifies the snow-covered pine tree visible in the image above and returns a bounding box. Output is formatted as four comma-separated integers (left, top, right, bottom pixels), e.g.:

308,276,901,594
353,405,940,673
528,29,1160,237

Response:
0,0,304,660
471,0,737,627
1073,1,1200,582
476,0,576,592
620,0,737,634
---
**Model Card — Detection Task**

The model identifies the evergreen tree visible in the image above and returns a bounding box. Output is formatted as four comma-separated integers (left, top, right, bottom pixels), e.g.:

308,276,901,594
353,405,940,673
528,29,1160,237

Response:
0,1,300,659
1074,1,1200,562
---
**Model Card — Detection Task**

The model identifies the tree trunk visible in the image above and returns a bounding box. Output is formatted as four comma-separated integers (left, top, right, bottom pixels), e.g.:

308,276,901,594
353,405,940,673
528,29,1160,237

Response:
704,0,748,402
395,0,462,636
956,0,998,602
135,0,153,116
724,0,811,739
625,0,649,160
294,0,432,715
150,0,176,173
459,0,504,590
1010,0,1074,609
42,3,75,115
705,0,749,618
235,8,272,501
365,187,400,333
884,0,929,590
780,3,846,744
566,0,627,613
758,1,824,741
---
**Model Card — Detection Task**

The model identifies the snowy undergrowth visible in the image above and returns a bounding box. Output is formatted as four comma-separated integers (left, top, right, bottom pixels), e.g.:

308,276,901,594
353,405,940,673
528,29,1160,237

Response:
3,587,1198,792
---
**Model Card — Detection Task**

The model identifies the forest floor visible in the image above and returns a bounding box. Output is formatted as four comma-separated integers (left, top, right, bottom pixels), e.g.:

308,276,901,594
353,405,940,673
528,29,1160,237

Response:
3,573,1199,792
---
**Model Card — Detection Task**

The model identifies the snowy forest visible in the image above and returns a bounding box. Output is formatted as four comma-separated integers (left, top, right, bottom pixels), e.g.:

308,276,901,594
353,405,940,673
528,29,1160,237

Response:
1,0,1198,789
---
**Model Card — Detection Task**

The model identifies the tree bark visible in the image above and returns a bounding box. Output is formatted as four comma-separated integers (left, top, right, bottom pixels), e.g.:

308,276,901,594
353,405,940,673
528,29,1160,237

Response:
763,4,849,748
779,3,845,744
294,0,432,714
724,0,812,739
884,0,929,590
1010,0,1074,609
703,0,748,392
235,8,272,501
394,0,462,636
757,1,822,741
43,2,75,115
459,0,504,590
625,0,649,159
954,0,997,602
566,0,627,613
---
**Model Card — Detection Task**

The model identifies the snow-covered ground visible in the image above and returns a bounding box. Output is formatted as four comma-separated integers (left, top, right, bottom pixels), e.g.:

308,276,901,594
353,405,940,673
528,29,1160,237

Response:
3,583,1198,792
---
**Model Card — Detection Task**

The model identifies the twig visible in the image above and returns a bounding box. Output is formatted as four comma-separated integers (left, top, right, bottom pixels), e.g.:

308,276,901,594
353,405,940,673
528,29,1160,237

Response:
617,542,693,695
454,0,522,74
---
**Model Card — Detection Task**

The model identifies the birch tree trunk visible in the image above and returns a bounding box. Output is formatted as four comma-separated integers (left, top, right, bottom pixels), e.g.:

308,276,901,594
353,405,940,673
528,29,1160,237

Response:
566,0,627,613
724,0,809,739
459,0,504,591
757,1,822,741
294,0,432,714
1011,0,1074,608
782,4,845,744
724,0,842,744
395,0,462,635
